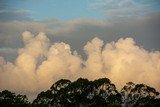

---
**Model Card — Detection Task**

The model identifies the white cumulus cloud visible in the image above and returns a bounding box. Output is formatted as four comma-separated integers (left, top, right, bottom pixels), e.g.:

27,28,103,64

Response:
0,31,160,100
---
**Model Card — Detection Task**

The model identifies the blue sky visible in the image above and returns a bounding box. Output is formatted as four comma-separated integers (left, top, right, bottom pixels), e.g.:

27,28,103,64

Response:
2,0,160,20
3,0,104,20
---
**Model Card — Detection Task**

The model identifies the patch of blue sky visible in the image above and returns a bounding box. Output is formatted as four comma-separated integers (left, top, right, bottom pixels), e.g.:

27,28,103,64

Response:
8,0,105,20
2,0,160,20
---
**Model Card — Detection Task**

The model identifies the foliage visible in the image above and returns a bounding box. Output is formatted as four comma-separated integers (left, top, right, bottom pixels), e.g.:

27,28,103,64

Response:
121,82,159,107
1,78,160,107
0,90,29,107
33,78,122,107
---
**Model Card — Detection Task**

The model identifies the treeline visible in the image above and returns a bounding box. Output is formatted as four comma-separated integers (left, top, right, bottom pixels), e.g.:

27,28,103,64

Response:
0,78,160,107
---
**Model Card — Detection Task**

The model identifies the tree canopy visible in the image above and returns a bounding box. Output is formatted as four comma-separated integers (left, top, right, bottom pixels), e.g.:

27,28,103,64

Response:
33,78,160,107
1,78,160,107
0,90,29,107
121,82,160,107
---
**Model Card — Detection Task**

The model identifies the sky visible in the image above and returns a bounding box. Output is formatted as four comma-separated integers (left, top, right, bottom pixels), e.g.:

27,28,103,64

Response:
0,0,160,61
0,0,160,101
1,0,160,20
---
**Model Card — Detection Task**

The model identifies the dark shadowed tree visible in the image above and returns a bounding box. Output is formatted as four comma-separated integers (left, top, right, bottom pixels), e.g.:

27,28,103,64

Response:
134,97,160,107
50,79,71,93
121,82,159,107
1,79,160,107
88,78,122,107
0,90,29,107
33,78,122,107
33,79,71,106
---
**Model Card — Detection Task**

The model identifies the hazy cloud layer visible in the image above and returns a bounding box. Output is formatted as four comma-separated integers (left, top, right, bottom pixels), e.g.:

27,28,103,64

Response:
0,9,32,21
90,0,160,17
0,31,160,101
0,13,160,62
0,0,32,21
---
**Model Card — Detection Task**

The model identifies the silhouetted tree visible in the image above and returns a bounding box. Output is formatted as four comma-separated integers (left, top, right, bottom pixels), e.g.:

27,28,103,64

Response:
1,78,159,107
33,78,122,107
88,78,122,106
33,79,71,106
0,90,29,107
121,82,159,107
134,97,160,107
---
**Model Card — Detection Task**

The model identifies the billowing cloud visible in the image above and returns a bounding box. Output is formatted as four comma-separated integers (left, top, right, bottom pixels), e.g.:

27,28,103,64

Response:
0,31,160,101
0,1,160,61
1,13,160,62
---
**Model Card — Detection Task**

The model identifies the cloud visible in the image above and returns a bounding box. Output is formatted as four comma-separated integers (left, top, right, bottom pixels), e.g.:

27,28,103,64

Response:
0,48,17,61
50,12,160,53
103,8,146,16
90,0,159,17
0,20,52,49
0,12,160,63
0,31,160,101
0,9,32,21
102,38,160,90
83,37,104,78
0,0,32,21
